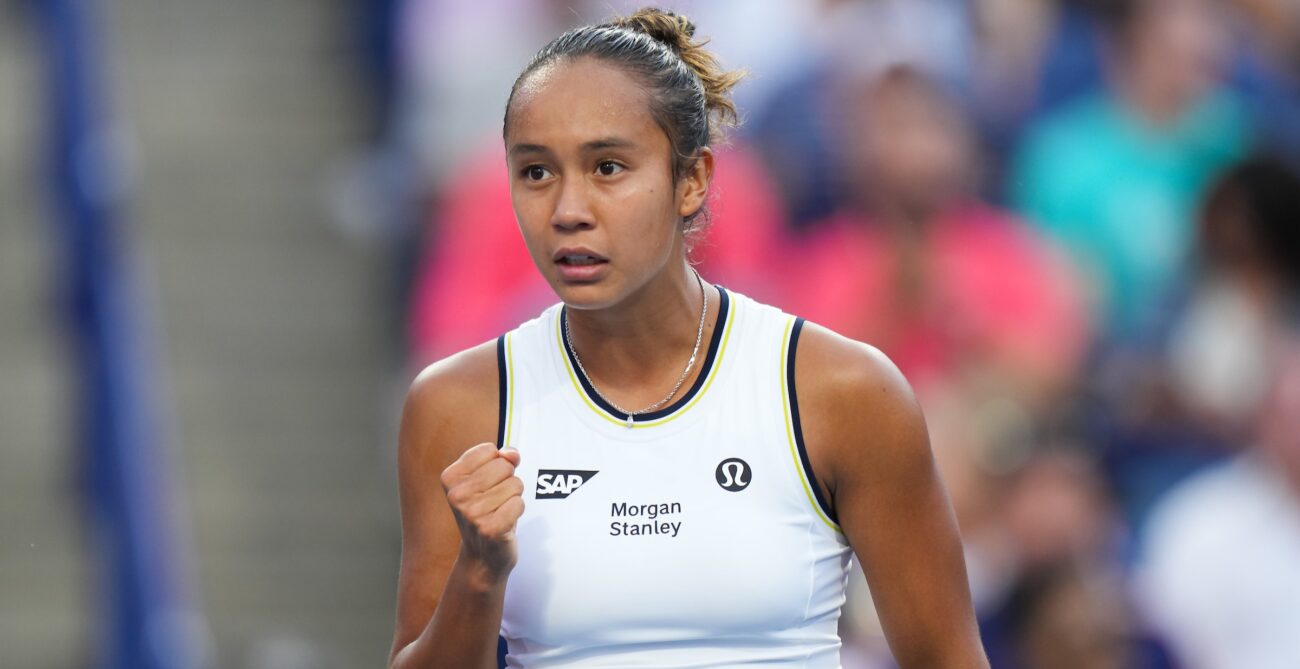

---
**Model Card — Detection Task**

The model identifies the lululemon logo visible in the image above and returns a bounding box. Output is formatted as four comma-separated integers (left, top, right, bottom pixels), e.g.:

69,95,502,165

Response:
715,458,751,492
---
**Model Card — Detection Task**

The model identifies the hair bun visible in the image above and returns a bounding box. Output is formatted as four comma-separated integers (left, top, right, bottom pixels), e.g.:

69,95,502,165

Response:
609,7,744,132
614,7,696,53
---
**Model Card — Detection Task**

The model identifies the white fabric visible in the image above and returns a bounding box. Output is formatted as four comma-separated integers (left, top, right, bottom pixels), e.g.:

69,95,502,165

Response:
1136,456,1300,669
499,289,852,668
1167,279,1271,422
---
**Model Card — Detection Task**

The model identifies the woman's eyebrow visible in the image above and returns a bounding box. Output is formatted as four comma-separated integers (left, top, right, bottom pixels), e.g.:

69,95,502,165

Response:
582,137,637,152
508,143,551,158
508,137,637,159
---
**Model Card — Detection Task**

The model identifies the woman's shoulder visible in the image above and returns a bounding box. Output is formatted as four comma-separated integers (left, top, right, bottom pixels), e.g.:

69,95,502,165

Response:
401,340,502,460
407,300,561,406
792,321,916,415
730,285,919,421
409,340,499,399
777,319,941,507
788,320,929,485
732,288,902,390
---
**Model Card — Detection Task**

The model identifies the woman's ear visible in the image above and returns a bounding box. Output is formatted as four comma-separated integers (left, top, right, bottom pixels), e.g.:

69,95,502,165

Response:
677,147,715,219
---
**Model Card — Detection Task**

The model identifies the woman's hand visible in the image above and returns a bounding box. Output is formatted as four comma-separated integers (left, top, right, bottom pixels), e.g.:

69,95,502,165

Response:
440,443,525,582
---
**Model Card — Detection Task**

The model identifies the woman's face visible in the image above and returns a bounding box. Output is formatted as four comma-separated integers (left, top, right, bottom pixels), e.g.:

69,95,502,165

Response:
504,57,708,310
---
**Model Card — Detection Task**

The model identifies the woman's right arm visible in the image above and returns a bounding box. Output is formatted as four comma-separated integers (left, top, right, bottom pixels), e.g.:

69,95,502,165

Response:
388,342,525,669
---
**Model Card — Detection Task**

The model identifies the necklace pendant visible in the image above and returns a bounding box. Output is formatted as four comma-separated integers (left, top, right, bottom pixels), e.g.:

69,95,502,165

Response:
625,413,635,429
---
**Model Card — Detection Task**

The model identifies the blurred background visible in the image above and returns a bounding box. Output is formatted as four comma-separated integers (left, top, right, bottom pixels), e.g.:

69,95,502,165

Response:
2,0,1298,668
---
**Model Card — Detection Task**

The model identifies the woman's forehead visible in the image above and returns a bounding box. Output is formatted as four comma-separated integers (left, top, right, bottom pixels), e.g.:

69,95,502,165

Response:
507,58,659,145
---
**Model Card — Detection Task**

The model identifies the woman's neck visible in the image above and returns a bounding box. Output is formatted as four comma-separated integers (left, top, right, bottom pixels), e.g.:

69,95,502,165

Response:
563,263,720,408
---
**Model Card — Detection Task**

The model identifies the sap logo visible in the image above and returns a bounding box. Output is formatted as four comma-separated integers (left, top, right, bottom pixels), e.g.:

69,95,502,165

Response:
536,470,599,499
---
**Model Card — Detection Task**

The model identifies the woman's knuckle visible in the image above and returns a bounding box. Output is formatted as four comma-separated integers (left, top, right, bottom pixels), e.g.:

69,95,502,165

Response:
505,497,525,517
446,486,471,507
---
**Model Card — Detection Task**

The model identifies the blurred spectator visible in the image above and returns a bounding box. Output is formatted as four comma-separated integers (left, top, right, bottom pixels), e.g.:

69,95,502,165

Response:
992,559,1174,669
1223,0,1300,158
967,448,1181,669
790,64,1092,666
1009,0,1250,339
775,65,1089,402
975,450,1181,668
966,446,1122,621
846,446,1145,669
1089,156,1300,533
746,0,974,228
773,69,1090,592
1007,563,1131,669
1001,449,1120,573
1130,156,1300,669
969,0,1110,195
1022,0,1109,119
1136,319,1300,669
1165,156,1300,441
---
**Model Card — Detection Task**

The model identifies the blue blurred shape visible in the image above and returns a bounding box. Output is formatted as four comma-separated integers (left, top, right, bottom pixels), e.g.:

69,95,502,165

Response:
29,0,211,667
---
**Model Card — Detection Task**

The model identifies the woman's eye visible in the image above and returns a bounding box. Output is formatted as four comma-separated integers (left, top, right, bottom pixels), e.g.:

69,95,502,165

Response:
524,165,550,181
596,161,624,176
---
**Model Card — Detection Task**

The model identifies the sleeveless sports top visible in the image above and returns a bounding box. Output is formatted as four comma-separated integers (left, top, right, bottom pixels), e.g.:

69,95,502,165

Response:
496,287,853,668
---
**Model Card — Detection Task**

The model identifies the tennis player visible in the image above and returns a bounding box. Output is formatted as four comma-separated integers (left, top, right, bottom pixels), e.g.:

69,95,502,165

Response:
388,8,988,668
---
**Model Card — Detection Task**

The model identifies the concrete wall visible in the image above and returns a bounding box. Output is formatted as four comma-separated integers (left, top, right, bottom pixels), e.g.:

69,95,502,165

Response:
0,1,402,666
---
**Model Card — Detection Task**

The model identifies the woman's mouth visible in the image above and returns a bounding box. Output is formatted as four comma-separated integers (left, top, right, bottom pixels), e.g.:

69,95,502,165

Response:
557,254,605,266
553,249,609,282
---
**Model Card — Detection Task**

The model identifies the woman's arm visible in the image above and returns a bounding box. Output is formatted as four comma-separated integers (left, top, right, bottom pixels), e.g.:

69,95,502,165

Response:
795,323,989,668
388,341,523,669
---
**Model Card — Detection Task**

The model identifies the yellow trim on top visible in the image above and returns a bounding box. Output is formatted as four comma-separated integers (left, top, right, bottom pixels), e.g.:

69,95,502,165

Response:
505,332,516,448
555,291,735,429
781,317,843,534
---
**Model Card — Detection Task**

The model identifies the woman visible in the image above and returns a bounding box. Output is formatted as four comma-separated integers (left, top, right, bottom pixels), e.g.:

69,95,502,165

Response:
388,8,987,668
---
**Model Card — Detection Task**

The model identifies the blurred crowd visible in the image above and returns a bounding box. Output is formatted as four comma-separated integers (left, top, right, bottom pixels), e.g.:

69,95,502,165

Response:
336,1,1300,667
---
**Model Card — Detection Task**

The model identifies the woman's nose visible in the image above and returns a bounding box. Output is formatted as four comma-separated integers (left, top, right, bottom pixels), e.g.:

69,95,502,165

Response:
550,178,595,231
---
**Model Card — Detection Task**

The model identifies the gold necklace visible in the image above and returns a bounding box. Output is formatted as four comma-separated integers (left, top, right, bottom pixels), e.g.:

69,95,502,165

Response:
563,269,708,428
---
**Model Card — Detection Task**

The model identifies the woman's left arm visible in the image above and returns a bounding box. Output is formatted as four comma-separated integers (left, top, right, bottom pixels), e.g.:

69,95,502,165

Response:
795,323,989,668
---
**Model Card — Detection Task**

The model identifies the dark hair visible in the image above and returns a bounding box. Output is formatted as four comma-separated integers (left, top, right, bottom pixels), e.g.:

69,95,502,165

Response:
1200,155,1300,289
503,7,744,233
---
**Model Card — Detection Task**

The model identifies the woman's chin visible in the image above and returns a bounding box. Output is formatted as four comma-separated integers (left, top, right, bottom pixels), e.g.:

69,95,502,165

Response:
550,279,623,311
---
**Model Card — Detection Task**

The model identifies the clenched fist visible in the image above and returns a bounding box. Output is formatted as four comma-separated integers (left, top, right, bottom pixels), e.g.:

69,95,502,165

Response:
440,443,525,579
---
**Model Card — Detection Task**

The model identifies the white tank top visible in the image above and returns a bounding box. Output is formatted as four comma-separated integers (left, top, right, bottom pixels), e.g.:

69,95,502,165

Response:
496,287,852,668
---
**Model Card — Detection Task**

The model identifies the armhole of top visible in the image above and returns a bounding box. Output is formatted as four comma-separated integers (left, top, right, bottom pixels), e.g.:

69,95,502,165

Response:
494,337,516,665
496,335,508,449
785,318,839,526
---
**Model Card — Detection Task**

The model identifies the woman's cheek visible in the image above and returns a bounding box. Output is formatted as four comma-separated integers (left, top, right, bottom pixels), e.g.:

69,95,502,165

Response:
513,196,550,237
